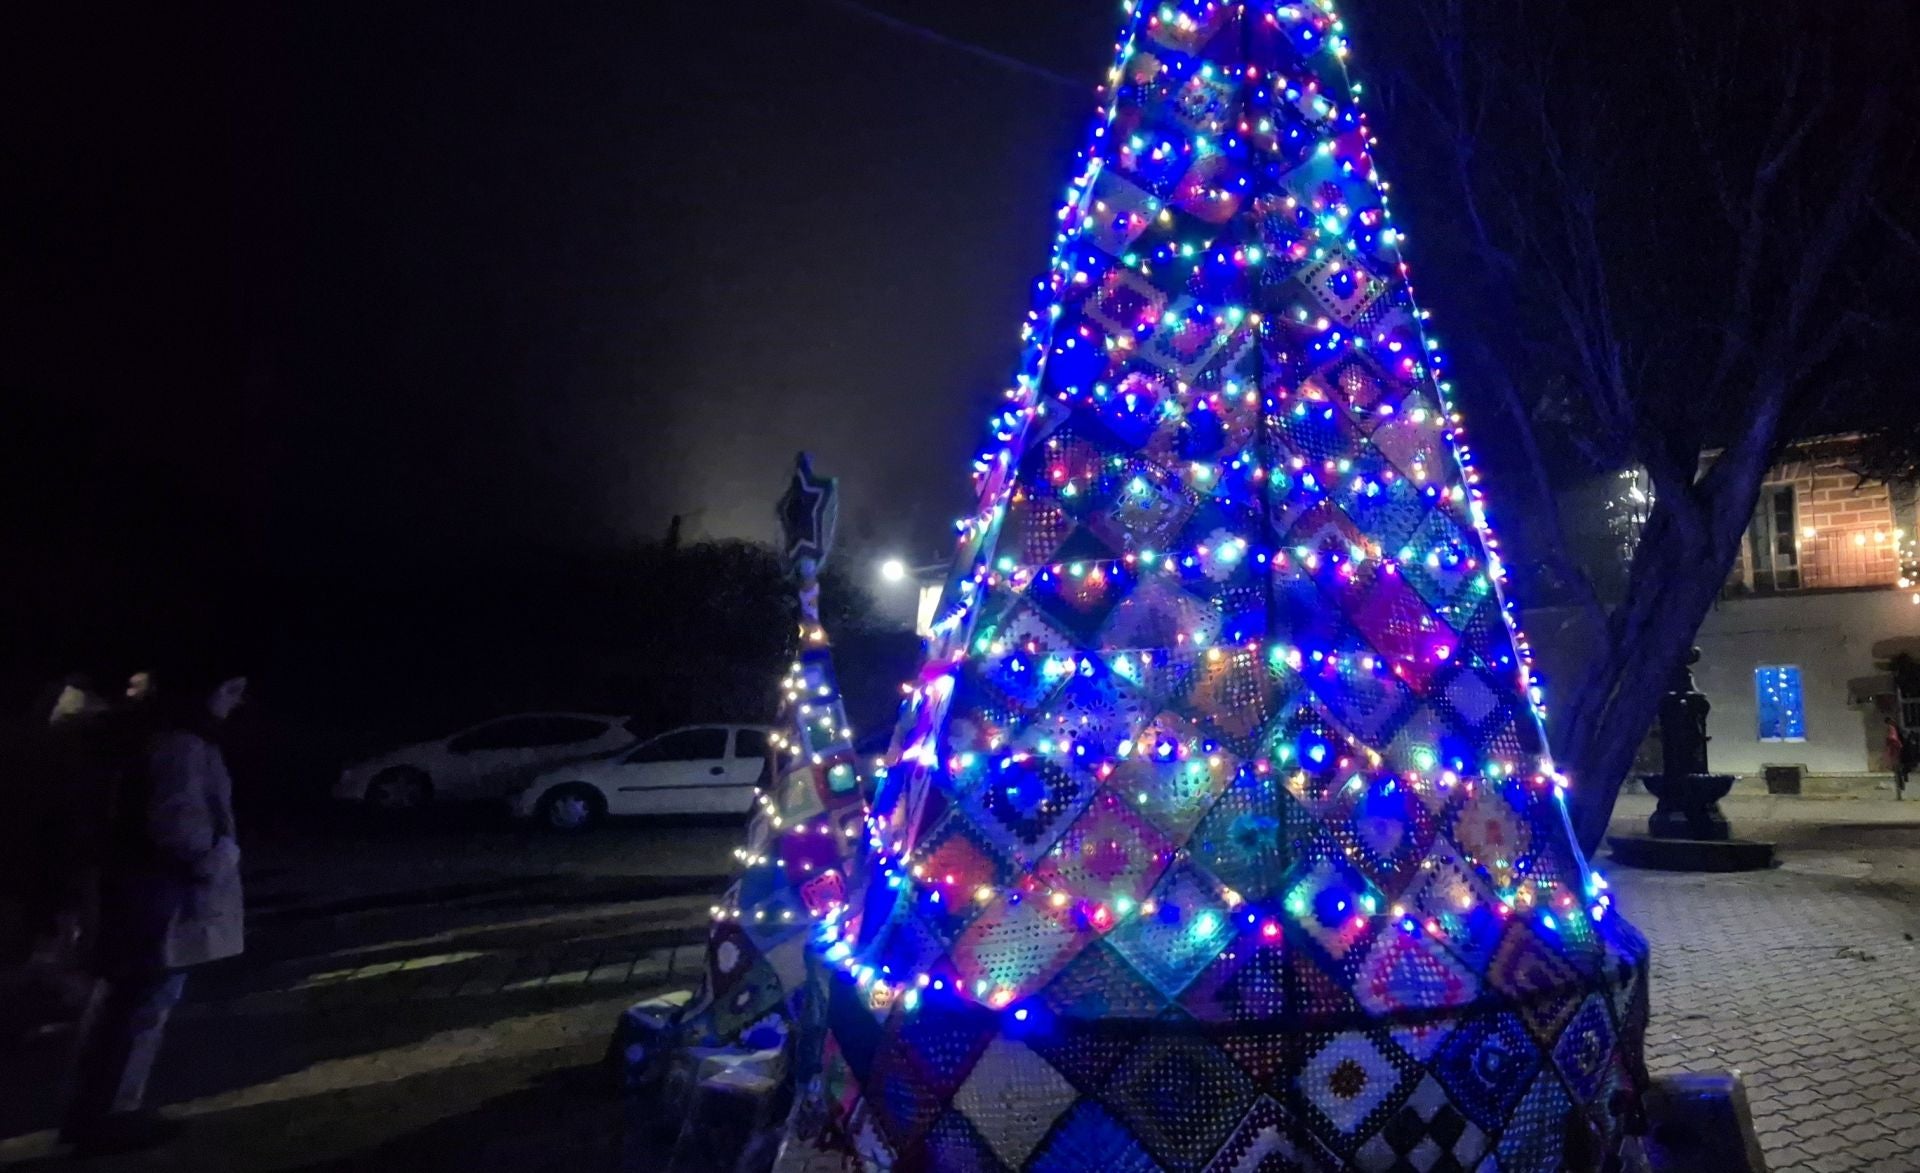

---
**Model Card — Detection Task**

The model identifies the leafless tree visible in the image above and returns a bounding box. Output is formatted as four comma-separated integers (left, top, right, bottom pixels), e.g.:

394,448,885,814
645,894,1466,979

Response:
1852,421,1920,487
1372,0,1915,851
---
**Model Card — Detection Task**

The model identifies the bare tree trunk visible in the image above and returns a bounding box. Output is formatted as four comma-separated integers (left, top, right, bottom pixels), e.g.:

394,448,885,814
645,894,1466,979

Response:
1385,0,1899,856
1558,384,1790,854
1559,550,1728,853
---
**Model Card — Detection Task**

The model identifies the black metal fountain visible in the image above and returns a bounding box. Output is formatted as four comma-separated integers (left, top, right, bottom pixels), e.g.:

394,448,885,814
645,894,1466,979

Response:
1608,649,1776,872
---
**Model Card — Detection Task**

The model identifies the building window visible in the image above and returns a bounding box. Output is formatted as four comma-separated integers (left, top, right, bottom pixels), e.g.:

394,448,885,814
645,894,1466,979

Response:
1755,666,1806,741
1747,485,1801,591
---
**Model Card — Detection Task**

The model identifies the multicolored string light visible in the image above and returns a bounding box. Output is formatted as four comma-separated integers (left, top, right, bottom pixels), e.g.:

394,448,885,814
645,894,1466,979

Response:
804,0,1614,1020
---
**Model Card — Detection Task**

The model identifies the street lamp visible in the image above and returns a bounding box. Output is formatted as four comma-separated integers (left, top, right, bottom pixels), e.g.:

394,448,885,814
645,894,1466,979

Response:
876,556,945,637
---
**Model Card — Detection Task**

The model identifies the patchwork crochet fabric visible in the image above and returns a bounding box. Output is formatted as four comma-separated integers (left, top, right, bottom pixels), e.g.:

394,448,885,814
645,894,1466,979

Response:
785,2,1648,1170
677,642,869,1058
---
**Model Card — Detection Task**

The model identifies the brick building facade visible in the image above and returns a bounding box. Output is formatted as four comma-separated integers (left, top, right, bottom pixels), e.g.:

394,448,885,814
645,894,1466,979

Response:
1704,435,1920,777
1730,435,1914,596
1534,436,1920,783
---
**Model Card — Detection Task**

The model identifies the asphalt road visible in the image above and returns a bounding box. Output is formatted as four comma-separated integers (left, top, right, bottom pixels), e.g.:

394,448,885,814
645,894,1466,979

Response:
0,807,742,1171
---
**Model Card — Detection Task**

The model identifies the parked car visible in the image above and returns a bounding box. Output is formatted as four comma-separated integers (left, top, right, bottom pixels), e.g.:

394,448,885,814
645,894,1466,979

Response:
510,724,771,831
334,713,639,811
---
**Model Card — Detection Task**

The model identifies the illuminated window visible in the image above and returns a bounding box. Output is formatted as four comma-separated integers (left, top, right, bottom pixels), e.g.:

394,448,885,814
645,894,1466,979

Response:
1755,666,1806,741
1746,486,1800,591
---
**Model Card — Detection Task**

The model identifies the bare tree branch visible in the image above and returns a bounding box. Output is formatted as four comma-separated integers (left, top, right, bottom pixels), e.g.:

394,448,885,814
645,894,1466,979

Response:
1384,0,1901,852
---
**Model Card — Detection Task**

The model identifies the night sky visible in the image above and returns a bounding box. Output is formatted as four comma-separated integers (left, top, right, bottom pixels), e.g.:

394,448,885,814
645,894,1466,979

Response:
12,0,1902,671
15,2,1129,594
248,1,1138,560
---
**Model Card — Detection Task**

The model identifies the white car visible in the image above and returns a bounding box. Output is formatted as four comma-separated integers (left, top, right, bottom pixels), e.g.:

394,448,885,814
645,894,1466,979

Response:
510,724,771,831
334,713,639,811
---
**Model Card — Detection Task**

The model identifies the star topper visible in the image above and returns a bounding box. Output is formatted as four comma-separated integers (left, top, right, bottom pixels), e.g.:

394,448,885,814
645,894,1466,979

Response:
777,452,838,575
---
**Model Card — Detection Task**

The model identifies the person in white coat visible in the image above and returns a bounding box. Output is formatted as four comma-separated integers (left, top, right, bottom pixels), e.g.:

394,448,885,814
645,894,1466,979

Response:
62,666,247,1155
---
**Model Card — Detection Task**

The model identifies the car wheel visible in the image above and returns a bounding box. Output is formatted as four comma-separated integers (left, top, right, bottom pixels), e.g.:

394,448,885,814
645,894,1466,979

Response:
366,767,432,812
538,783,605,832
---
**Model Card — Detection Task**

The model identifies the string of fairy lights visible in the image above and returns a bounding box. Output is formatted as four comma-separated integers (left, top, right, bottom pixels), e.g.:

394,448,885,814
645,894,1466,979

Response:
800,0,1612,1017
707,632,866,925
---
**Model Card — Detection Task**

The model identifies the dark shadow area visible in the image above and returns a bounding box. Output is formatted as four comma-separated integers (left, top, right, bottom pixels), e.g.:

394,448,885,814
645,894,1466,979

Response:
161,987,647,1108
234,813,740,930
247,871,722,926
1,1057,623,1173
285,1063,621,1173
197,922,705,1009
0,973,665,1146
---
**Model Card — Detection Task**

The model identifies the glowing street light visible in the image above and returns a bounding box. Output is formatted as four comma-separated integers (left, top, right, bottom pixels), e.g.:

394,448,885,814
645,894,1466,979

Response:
875,557,945,637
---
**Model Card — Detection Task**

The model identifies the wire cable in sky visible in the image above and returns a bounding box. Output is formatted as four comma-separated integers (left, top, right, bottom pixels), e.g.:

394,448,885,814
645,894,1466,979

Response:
817,0,1085,91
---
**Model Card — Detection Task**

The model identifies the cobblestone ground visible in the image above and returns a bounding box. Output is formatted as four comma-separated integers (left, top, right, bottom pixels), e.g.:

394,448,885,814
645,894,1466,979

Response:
1609,797,1920,1173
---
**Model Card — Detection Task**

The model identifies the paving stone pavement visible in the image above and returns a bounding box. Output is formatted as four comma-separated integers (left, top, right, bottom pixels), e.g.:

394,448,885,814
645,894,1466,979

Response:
1608,805,1920,1173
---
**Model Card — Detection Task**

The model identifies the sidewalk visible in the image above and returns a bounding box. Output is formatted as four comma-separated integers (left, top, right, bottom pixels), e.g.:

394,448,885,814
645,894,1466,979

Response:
1608,795,1920,1172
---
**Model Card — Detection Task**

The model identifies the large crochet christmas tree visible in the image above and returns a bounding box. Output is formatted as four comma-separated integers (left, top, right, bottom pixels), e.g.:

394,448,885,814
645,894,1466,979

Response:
790,3,1648,1170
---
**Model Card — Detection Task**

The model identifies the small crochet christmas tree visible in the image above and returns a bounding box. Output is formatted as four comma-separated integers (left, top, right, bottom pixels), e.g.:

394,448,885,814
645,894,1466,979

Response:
627,455,868,1103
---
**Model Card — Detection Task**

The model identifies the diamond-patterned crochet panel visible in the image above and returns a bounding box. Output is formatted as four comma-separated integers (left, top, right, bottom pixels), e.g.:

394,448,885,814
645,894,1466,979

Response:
812,920,1646,1172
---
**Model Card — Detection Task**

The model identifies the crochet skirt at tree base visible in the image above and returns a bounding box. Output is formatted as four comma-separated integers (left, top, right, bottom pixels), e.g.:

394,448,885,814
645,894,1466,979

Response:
782,918,1647,1172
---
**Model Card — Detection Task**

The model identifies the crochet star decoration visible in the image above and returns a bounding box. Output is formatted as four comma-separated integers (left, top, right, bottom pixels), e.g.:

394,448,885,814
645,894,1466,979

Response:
778,452,838,572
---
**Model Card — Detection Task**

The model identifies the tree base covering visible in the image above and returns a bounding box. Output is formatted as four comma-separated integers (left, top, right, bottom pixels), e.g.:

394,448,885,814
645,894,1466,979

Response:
776,923,1645,1171
781,1,1648,1168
